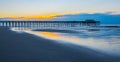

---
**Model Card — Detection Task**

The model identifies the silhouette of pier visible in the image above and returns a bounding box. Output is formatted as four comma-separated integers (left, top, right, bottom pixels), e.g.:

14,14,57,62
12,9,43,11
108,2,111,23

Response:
0,20,100,30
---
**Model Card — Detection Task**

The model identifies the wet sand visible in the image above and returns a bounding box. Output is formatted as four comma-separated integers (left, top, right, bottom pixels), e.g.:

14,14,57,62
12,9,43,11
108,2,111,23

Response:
0,27,120,62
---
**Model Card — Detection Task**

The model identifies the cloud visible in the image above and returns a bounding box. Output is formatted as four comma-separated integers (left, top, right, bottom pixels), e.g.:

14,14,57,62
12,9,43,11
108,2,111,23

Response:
46,13,120,24
0,13,120,24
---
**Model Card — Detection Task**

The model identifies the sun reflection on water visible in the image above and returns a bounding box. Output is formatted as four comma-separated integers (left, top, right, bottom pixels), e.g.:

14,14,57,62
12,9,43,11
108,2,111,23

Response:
25,30,120,56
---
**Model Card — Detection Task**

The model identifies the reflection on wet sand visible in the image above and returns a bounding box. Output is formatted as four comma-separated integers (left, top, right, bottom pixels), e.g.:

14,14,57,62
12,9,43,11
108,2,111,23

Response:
27,30,120,56
36,32,59,39
31,31,79,41
2,28,120,62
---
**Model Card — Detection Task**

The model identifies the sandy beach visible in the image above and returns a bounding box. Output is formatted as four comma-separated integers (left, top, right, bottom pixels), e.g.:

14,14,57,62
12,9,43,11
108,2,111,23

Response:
0,27,120,62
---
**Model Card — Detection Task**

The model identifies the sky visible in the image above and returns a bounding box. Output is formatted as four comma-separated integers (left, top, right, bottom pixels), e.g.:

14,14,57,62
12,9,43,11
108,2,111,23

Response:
0,0,120,18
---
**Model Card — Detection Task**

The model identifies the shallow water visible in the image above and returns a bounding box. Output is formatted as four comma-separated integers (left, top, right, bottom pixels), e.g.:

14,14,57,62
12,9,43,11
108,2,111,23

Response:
24,29,120,56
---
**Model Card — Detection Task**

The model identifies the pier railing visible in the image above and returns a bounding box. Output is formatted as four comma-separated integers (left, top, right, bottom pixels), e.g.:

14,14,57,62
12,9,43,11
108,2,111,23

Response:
0,21,100,30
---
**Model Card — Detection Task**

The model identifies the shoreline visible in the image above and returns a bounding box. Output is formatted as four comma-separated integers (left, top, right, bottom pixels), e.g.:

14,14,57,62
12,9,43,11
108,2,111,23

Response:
0,28,120,62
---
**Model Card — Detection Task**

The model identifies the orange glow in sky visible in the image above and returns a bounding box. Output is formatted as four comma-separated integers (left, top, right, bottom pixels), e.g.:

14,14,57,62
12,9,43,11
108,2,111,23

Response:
0,14,58,20
0,0,120,19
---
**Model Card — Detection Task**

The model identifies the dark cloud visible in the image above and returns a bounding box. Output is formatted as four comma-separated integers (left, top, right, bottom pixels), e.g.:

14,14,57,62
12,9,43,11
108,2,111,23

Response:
46,13,120,24
0,13,120,24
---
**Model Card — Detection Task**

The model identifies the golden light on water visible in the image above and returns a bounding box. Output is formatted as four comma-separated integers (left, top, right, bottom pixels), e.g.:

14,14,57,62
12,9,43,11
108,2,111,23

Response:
35,32,60,39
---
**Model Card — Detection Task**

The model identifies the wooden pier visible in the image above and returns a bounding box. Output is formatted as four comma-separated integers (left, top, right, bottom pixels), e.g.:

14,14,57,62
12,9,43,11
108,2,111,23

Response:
0,20,100,30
